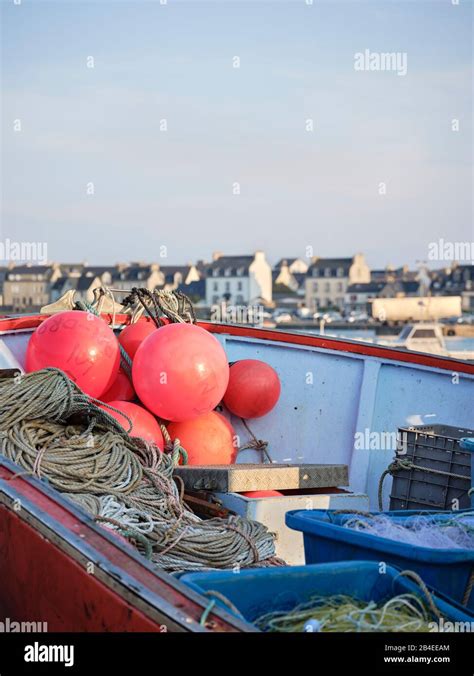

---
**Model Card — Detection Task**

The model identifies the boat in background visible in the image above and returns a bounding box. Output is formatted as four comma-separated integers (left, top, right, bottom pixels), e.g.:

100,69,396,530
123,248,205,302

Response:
380,321,474,360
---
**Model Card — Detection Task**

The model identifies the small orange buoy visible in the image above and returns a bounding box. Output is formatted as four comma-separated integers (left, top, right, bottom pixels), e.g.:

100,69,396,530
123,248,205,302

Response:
241,490,283,498
223,359,281,419
26,310,120,399
119,320,156,359
100,368,135,403
102,400,164,450
167,411,236,465
133,323,229,422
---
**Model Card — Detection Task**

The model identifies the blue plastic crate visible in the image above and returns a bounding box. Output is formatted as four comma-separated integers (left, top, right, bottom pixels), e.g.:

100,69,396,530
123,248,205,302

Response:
180,561,473,630
286,509,474,610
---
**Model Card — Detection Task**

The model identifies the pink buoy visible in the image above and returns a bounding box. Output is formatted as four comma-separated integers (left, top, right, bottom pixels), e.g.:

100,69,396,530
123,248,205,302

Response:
26,311,120,399
119,320,157,359
223,359,281,419
102,400,164,450
101,368,135,403
167,411,236,465
133,323,229,422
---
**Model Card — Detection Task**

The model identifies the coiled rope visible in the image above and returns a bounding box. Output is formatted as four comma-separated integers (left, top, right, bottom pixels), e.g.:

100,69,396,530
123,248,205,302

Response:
0,368,279,571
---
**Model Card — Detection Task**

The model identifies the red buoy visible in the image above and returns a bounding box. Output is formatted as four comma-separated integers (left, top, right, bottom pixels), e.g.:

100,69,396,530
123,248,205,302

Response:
101,368,135,403
167,411,236,465
119,320,157,360
102,400,164,450
223,359,281,418
26,311,120,399
133,323,229,422
241,490,283,498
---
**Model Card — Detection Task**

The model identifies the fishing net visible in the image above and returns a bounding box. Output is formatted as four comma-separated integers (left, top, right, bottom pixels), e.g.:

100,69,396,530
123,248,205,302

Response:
0,368,281,572
342,513,474,550
255,592,438,632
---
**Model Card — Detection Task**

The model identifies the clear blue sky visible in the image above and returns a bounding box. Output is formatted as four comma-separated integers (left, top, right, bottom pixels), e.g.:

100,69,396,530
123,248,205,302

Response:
1,0,472,267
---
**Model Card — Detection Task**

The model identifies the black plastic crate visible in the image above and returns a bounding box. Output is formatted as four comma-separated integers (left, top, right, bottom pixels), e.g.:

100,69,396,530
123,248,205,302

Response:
389,424,473,511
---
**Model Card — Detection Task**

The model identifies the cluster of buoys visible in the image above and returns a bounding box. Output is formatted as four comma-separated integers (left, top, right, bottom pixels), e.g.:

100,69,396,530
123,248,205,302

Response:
25,311,282,468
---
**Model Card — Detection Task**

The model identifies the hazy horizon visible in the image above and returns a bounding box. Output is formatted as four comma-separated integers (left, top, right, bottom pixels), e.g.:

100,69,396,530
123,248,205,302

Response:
2,0,472,269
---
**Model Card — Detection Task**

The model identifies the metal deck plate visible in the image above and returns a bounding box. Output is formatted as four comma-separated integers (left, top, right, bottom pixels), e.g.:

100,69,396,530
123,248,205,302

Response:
173,464,349,492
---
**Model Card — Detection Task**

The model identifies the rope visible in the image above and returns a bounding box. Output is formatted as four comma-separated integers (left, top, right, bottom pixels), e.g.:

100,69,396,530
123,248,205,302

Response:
462,570,474,606
199,600,216,627
378,458,469,510
0,368,279,572
238,418,273,463
254,592,439,633
203,590,245,618
395,570,442,619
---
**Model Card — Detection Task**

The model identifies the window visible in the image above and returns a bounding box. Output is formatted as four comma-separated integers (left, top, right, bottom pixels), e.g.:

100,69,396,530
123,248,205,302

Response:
213,282,218,291
313,282,318,292
212,295,219,304
337,267,344,277
225,281,230,292
237,281,242,291
412,329,436,339
324,282,330,292
224,268,231,277
324,268,331,277
337,282,343,292
312,268,319,278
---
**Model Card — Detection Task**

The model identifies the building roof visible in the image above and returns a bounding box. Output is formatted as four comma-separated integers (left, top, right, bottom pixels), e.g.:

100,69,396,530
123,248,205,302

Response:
116,265,155,282
382,280,420,295
274,258,300,269
158,265,193,285
82,266,117,278
6,265,55,279
207,255,254,276
177,279,206,299
52,275,98,292
307,257,353,277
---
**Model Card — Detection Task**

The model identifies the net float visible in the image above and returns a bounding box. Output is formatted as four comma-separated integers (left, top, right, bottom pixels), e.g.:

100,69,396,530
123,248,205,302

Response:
119,320,157,359
25,310,120,399
133,323,229,422
223,359,281,419
167,411,237,465
102,400,164,450
100,368,135,403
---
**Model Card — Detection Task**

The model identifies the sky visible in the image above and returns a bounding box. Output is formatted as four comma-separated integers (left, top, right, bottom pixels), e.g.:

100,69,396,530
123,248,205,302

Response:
1,0,472,268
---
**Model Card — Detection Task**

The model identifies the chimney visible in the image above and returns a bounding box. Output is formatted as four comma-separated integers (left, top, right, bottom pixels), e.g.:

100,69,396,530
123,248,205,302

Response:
212,251,223,261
